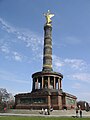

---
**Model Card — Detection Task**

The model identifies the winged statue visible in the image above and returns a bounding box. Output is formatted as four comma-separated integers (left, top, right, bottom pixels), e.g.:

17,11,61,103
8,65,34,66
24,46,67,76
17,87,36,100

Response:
44,10,54,25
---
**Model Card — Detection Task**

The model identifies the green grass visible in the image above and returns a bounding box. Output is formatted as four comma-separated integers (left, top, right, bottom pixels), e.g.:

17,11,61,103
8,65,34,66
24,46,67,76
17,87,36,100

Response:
0,116,90,120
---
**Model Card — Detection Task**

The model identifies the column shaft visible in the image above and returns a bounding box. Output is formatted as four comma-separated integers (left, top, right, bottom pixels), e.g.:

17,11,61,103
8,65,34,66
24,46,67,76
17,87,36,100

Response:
58,78,60,90
60,79,62,89
54,77,56,89
43,25,53,71
36,78,38,89
58,96,62,109
48,76,50,88
42,77,44,89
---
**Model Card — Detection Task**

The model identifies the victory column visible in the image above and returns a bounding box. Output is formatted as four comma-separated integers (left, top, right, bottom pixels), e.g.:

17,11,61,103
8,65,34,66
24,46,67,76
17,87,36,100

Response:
15,10,77,110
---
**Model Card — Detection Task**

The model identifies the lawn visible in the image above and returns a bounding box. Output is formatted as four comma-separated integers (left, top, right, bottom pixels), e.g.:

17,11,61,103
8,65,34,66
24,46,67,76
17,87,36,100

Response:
0,116,90,120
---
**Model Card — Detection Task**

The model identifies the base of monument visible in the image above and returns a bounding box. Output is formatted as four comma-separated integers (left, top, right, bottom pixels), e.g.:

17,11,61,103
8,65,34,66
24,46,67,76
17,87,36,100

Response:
15,89,77,110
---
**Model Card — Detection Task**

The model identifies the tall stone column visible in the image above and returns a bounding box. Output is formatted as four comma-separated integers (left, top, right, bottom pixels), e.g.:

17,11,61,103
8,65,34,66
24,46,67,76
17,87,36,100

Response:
42,24,53,71
43,10,54,71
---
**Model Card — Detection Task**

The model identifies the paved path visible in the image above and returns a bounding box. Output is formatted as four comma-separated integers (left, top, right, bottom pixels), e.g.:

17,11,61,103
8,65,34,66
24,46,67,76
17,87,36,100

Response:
0,110,90,117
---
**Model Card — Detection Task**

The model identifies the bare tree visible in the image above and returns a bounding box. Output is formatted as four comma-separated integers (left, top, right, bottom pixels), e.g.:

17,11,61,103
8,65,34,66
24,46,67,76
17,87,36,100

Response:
0,88,10,102
0,88,15,111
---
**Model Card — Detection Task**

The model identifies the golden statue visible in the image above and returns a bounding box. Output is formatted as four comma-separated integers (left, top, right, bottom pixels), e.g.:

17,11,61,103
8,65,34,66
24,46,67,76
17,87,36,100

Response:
44,10,54,26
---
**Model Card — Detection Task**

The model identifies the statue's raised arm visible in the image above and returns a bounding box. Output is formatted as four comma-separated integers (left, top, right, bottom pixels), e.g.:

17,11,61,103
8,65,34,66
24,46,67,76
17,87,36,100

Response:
44,10,54,25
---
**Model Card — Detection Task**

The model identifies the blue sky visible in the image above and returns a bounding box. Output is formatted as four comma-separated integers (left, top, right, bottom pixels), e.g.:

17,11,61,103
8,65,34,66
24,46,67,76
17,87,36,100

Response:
0,0,90,102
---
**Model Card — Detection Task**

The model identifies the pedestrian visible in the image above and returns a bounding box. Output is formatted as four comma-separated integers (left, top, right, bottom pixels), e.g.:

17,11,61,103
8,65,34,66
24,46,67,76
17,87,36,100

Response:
40,108,44,114
4,107,6,112
76,109,78,117
45,108,47,115
47,109,50,115
80,109,82,118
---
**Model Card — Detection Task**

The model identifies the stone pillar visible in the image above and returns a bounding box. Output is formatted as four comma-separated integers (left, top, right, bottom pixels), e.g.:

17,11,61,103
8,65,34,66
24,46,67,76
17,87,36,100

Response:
42,25,53,71
58,78,60,90
48,76,50,88
32,79,34,91
35,78,38,89
54,77,56,89
60,79,62,89
58,96,62,109
42,76,44,89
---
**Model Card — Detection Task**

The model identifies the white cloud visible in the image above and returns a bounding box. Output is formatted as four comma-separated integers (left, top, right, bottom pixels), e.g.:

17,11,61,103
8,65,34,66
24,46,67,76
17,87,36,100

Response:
53,55,63,66
17,31,43,53
64,58,87,70
0,43,24,62
53,55,87,72
12,51,23,62
53,55,63,71
0,18,16,33
0,17,43,52
66,72,90,85
0,44,9,54
0,70,30,84
0,17,43,62
71,73,90,83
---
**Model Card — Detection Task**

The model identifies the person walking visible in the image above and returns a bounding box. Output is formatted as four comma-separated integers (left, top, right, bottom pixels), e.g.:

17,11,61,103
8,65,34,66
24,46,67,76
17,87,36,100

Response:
76,109,78,117
45,108,47,115
80,109,82,118
47,108,50,115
